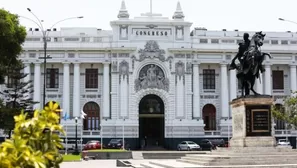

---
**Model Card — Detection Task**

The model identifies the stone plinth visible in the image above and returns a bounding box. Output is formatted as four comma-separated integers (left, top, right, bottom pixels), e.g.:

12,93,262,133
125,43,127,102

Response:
229,95,276,147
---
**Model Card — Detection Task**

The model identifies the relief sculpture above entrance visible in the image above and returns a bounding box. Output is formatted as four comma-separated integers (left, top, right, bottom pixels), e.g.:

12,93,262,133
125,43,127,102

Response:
135,64,169,92
138,40,166,61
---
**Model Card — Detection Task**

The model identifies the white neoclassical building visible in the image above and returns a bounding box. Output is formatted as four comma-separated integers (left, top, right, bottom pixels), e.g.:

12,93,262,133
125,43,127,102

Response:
1,1,296,149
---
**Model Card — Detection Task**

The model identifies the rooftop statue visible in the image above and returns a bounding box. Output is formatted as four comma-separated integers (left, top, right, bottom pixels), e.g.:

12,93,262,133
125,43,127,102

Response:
229,31,272,97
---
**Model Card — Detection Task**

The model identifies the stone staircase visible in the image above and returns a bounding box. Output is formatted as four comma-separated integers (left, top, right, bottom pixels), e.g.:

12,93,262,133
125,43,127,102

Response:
176,147,297,167
132,147,297,168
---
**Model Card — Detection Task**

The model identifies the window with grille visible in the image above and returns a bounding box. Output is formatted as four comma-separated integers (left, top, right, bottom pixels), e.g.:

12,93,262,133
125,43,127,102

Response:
46,68,59,88
203,69,216,89
85,69,98,88
272,70,284,89
6,70,20,88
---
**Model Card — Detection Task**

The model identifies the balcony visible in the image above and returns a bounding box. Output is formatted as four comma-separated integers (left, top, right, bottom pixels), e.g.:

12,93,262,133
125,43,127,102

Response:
204,131,221,136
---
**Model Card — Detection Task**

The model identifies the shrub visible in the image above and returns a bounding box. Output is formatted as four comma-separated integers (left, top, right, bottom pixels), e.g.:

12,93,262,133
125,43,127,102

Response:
0,101,65,168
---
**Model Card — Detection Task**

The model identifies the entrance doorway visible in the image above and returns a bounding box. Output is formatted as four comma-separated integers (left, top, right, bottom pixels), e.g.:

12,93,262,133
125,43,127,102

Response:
139,94,165,150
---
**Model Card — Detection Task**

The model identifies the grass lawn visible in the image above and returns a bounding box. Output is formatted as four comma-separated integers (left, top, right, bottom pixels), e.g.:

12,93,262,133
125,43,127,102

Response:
87,149,127,152
62,154,81,162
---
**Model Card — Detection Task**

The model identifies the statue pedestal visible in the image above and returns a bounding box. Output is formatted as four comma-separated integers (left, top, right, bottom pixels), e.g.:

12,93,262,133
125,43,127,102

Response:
229,95,276,148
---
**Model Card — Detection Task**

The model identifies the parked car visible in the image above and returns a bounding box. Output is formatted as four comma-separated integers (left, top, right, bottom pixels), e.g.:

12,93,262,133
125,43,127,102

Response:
199,139,216,151
83,140,102,150
177,141,201,151
209,139,226,147
106,139,129,149
277,139,291,147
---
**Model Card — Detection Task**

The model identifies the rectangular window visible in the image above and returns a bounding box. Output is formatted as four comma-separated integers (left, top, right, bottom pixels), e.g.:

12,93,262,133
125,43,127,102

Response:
272,70,284,90
203,69,216,89
211,39,219,44
200,39,208,43
271,40,278,45
85,69,98,88
281,40,288,45
7,76,17,88
46,68,59,88
7,70,20,88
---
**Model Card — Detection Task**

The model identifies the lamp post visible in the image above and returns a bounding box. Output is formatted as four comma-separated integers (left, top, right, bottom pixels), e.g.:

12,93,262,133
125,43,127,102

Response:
73,117,79,155
278,18,297,25
26,8,83,107
122,118,125,150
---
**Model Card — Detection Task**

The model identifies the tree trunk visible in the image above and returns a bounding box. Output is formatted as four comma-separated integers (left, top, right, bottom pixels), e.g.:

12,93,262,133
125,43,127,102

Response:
8,129,12,139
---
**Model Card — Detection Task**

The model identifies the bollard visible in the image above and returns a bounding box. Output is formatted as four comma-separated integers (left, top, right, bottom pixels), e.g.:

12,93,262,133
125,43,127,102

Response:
81,150,88,161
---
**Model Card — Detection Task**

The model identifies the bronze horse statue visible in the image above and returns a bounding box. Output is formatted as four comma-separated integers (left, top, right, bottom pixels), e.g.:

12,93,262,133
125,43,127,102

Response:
231,31,272,97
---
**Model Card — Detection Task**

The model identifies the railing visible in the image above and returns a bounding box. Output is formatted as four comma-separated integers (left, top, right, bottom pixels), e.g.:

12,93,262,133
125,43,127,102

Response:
82,130,101,136
204,131,221,136
275,129,292,136
1,129,297,139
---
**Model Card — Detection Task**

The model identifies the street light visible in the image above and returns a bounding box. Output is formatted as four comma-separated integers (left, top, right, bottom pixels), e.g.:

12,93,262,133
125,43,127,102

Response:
26,8,83,107
122,118,125,150
278,18,297,25
73,117,79,155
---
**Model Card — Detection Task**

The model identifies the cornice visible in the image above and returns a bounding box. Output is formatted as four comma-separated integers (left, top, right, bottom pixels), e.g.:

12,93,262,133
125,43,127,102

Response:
23,47,137,53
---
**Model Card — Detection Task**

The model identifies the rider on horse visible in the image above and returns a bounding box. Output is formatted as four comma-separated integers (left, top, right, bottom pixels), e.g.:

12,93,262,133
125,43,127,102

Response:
229,31,271,96
229,32,266,74
229,33,251,71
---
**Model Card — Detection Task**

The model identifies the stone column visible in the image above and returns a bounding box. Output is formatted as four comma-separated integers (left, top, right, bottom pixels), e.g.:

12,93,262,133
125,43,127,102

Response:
175,62,185,118
33,63,41,110
264,64,272,95
256,73,263,94
73,63,80,117
229,69,237,117
120,74,128,118
24,63,31,83
229,69,237,101
193,64,200,118
63,63,70,118
221,63,229,118
103,63,110,118
290,64,297,94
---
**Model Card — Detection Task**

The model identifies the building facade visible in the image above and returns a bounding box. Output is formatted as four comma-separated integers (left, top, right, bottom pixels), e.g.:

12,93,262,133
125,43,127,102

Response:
1,1,296,149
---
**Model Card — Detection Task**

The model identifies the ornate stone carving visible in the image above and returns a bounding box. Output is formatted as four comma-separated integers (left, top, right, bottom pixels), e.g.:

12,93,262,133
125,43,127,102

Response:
119,60,129,81
186,62,192,73
167,56,173,70
131,56,135,70
174,54,185,58
112,61,118,72
146,24,158,29
135,64,169,92
175,61,185,80
138,41,166,61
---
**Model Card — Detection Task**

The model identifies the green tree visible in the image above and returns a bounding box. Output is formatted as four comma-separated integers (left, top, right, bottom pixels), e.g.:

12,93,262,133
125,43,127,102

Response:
0,101,65,168
272,91,297,129
0,9,27,84
0,62,38,138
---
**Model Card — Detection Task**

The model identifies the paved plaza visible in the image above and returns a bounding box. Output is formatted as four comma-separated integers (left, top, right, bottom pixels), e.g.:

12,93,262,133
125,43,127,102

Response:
60,160,162,168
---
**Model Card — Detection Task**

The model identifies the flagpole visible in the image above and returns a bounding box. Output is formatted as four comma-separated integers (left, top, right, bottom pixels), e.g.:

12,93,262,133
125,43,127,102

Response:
100,114,103,150
80,117,83,151
80,110,87,151
65,123,68,155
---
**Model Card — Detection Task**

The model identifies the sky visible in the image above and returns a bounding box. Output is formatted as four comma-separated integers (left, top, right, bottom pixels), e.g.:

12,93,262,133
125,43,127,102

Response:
2,0,297,32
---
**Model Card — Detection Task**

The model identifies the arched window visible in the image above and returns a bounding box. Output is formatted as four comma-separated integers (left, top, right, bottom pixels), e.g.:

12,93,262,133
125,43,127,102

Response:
202,104,216,130
275,104,285,130
83,102,100,130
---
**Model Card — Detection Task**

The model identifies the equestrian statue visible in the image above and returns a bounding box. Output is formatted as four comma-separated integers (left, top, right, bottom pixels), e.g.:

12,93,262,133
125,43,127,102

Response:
229,31,272,97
